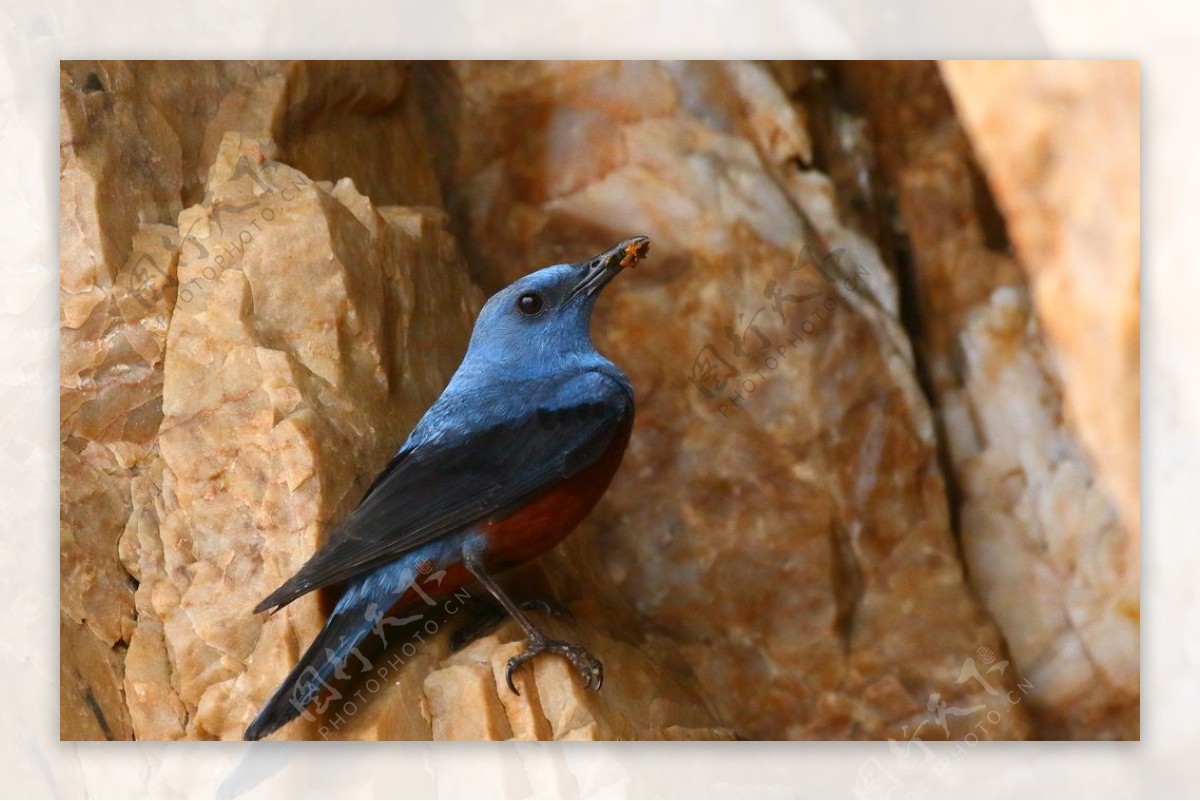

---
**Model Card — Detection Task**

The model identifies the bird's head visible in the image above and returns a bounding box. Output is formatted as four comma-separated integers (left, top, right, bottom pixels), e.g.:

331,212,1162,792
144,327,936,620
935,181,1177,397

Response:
460,236,650,376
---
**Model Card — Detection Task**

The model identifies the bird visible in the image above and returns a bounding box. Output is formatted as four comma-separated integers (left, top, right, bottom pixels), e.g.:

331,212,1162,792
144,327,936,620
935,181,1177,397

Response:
243,236,651,741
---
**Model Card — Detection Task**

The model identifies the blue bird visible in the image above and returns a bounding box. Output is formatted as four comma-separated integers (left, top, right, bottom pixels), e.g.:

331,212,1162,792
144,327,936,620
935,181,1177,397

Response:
244,237,650,740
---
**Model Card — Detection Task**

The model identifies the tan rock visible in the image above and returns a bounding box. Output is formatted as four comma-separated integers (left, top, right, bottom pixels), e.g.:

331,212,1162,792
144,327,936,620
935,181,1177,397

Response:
956,290,1137,738
136,133,480,740
120,456,188,740
333,611,731,742
60,61,440,210
488,640,554,740
331,652,438,741
61,61,185,737
60,615,133,741
59,59,502,740
939,60,1140,543
425,662,515,740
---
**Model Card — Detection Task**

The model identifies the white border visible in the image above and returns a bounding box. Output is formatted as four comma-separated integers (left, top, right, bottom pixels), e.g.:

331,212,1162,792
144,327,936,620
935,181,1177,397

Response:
6,0,1187,796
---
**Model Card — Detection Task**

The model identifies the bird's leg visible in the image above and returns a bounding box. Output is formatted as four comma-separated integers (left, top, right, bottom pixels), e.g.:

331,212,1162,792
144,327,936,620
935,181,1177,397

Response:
462,547,603,694
449,598,574,653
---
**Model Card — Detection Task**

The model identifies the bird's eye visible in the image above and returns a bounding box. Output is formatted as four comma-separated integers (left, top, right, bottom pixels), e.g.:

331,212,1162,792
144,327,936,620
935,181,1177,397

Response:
516,292,545,316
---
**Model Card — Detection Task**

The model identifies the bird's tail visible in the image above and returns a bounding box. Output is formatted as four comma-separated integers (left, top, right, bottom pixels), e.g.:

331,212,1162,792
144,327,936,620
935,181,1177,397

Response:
243,565,412,741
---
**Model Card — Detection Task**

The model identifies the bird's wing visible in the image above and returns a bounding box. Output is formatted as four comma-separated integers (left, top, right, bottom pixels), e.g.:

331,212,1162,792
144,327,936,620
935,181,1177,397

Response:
255,371,632,612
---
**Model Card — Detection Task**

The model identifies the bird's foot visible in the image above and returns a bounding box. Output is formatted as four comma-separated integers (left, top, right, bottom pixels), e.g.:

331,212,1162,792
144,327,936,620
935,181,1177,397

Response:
449,598,574,653
505,634,603,695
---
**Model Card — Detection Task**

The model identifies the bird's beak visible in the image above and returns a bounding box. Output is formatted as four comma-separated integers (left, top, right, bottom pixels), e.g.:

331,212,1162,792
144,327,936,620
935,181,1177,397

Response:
568,236,651,301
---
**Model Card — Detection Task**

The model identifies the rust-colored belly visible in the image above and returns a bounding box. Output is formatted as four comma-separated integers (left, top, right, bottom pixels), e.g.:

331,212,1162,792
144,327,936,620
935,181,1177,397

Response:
480,415,633,569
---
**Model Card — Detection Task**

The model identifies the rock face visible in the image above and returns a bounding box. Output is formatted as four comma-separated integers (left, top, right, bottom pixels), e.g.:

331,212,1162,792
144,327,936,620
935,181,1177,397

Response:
61,62,179,740
940,61,1140,545
128,134,475,740
837,61,1139,739
60,60,1137,741
940,60,1140,738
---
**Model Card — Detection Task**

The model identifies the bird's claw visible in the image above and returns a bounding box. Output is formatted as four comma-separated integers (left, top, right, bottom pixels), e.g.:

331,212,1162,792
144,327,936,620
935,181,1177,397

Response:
505,635,603,695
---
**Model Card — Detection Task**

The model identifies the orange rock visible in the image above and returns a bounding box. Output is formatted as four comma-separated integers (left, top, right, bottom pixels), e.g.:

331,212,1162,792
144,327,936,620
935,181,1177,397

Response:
940,60,1140,543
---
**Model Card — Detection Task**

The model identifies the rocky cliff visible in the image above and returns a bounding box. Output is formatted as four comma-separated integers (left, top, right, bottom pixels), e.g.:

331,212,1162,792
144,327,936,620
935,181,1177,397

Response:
60,60,1138,741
